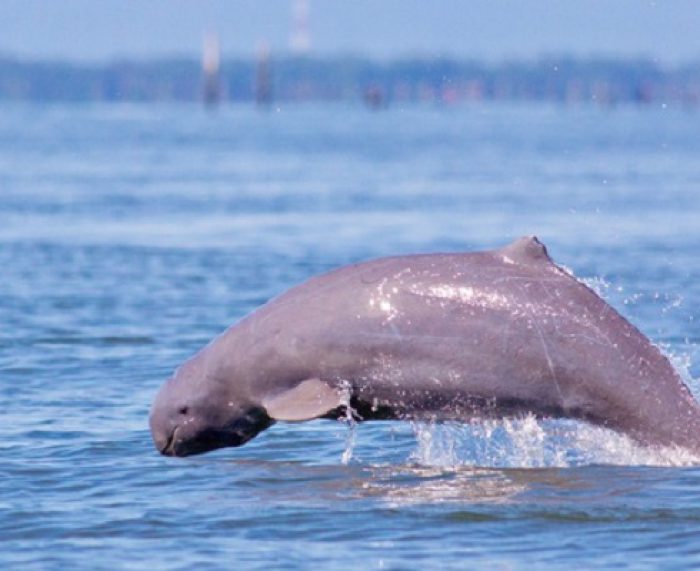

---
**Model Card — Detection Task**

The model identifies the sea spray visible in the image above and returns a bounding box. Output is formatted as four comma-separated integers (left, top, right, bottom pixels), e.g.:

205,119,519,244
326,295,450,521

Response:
339,381,359,465
409,416,700,469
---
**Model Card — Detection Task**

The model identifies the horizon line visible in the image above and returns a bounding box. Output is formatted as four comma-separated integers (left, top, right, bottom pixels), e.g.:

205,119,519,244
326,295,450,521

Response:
0,50,696,69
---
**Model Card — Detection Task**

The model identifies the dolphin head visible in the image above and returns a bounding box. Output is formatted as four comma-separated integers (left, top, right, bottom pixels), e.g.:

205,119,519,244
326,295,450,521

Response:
149,349,273,457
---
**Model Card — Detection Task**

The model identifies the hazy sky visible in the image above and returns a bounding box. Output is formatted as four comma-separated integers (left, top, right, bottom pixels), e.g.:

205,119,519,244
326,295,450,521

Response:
0,0,698,63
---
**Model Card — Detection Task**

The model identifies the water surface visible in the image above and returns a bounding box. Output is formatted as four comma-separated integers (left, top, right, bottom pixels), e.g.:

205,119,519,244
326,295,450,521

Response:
2,103,700,569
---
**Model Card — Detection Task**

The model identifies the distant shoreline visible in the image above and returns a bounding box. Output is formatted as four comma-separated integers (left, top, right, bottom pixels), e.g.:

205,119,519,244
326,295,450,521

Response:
1,55,698,105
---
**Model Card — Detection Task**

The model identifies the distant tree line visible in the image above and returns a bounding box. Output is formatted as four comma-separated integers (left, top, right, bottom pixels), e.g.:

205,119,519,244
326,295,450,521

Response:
0,54,699,106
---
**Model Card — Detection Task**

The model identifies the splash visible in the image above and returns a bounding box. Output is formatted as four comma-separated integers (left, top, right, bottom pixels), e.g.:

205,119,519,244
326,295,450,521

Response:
340,417,357,465
580,276,613,297
409,415,700,469
339,381,358,465
666,346,699,397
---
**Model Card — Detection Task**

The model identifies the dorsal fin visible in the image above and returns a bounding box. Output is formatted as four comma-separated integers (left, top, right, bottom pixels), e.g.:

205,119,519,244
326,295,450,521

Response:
499,236,551,265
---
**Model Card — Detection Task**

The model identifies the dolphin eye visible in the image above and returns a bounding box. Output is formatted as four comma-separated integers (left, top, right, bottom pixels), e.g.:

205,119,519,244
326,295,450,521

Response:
178,406,189,415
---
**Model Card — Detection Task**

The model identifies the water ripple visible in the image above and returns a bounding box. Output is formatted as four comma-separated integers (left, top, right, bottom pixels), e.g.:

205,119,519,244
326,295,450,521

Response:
2,103,700,569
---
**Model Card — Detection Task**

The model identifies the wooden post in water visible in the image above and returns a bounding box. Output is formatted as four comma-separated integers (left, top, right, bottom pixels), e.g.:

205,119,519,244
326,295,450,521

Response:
202,32,221,107
255,42,272,108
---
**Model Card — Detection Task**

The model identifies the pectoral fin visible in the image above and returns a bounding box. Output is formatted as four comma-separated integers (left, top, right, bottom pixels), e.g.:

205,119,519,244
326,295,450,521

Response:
262,378,343,421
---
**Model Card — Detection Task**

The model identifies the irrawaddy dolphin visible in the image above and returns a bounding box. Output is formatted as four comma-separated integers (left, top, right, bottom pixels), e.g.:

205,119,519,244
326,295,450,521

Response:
149,236,700,457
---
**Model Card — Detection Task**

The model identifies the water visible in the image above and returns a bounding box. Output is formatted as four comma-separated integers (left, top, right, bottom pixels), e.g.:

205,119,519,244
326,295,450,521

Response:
2,102,700,569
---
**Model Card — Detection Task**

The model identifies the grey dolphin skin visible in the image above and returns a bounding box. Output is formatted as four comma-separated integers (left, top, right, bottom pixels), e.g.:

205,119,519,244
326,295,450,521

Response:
150,237,700,457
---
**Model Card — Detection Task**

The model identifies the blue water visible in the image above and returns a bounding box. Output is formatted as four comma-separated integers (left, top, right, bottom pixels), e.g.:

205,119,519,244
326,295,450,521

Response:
2,102,700,569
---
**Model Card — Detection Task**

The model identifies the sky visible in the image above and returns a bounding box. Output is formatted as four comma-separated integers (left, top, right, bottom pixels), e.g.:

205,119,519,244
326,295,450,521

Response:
0,0,699,64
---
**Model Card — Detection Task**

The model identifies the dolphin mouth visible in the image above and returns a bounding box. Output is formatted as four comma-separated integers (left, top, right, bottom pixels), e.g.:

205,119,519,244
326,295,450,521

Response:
158,411,274,457
154,423,253,457
152,407,274,457
161,427,245,457
158,426,179,456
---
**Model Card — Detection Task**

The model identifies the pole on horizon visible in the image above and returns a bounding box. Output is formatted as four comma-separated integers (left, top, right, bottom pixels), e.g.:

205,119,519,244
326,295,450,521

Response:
202,31,221,107
255,42,273,107
290,0,311,55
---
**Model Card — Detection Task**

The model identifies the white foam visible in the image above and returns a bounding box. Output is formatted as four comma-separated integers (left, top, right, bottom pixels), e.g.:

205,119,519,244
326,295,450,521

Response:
408,415,700,468
580,275,612,297
339,380,359,465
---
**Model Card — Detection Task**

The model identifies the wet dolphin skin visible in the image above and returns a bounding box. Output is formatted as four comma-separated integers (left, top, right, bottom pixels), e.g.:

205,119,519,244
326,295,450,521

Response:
150,237,700,457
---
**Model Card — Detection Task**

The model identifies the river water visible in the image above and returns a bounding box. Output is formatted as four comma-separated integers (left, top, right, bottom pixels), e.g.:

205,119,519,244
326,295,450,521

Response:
1,102,700,569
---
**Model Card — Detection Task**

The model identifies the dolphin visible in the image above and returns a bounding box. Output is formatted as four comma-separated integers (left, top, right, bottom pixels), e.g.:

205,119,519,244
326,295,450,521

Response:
149,236,700,457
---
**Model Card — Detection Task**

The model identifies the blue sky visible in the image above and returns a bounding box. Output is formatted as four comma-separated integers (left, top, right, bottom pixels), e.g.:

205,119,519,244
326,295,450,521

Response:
0,0,698,63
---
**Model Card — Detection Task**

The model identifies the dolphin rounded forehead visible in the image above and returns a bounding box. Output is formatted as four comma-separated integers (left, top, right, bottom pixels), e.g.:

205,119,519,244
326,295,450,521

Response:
174,347,212,380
